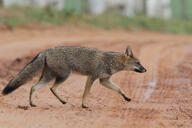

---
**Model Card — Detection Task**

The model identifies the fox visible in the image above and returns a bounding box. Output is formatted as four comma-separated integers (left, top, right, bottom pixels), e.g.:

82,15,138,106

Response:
2,46,146,108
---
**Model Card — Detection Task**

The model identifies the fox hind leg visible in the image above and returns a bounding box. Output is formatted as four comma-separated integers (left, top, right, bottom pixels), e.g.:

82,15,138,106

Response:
50,77,68,104
30,80,49,107
50,68,71,105
30,68,54,107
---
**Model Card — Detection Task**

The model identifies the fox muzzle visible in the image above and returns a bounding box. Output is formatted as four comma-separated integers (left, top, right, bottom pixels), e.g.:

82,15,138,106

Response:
134,66,147,73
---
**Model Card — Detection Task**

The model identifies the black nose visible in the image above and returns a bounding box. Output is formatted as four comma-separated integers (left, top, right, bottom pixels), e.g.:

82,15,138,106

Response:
142,68,147,73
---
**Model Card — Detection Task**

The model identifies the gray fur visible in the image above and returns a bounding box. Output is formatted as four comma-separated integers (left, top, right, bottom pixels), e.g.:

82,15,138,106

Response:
2,46,146,107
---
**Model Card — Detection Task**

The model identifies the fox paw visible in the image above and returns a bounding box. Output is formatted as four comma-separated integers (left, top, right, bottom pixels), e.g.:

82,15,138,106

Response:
82,104,89,108
60,100,67,104
30,103,37,107
122,95,131,102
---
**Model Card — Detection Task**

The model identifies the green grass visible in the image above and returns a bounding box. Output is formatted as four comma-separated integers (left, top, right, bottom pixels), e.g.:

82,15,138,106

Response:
1,6,192,33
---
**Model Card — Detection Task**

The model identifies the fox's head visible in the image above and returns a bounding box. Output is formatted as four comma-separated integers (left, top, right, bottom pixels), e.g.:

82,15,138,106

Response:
122,46,147,73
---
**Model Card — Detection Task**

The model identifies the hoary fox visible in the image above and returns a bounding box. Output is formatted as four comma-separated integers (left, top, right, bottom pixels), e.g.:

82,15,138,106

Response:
2,46,146,108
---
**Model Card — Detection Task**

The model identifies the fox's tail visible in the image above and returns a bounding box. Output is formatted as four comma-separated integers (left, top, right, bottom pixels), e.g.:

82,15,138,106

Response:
2,53,45,95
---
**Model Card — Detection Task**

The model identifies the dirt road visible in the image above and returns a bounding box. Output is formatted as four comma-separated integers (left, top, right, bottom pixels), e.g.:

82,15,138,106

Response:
0,26,192,128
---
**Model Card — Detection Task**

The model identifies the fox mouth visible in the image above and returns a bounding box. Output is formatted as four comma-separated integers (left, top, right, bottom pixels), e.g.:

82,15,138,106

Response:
134,68,147,73
134,69,142,73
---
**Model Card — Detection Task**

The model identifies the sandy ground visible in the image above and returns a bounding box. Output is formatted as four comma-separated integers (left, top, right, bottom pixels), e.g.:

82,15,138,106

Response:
0,26,192,128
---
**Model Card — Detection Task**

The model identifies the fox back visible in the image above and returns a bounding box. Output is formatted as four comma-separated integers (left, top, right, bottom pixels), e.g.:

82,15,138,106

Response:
45,46,105,76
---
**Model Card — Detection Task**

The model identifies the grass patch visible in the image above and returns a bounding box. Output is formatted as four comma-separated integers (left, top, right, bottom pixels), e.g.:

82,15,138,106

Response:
1,6,192,33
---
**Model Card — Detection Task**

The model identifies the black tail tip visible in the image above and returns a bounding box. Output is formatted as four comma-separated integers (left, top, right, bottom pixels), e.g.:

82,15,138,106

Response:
2,86,15,95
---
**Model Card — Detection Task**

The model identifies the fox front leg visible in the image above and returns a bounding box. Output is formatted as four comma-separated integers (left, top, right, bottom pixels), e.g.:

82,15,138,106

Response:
100,77,131,102
82,75,95,108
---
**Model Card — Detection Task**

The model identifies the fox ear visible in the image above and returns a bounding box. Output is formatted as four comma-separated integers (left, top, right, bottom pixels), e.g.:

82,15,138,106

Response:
125,46,133,57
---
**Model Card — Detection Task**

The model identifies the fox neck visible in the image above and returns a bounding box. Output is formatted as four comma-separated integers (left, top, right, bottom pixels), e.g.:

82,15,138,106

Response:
108,54,125,74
